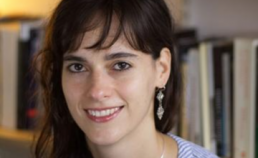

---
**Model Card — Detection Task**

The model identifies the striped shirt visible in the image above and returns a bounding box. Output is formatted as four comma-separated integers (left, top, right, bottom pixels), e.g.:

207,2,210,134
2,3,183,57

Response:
168,133,219,158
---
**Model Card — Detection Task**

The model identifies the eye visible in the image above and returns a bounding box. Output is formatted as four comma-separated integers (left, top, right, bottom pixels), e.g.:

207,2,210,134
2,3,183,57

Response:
113,62,131,71
68,63,86,72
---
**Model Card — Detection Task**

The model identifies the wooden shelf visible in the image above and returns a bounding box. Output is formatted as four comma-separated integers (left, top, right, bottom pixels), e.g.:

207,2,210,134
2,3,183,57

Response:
0,128,34,158
0,127,33,142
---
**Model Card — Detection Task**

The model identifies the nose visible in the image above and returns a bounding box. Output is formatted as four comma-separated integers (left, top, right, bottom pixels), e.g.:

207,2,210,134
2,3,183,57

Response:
87,71,113,101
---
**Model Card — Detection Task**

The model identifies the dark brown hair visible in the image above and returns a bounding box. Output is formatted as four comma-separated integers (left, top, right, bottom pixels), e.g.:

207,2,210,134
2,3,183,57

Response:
34,0,182,157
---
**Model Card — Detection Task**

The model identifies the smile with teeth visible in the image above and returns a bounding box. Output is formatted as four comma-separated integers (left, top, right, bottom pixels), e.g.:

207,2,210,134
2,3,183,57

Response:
87,107,120,117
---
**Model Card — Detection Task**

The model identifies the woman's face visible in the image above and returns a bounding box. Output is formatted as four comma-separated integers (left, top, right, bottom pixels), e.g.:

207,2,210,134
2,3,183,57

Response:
62,26,167,146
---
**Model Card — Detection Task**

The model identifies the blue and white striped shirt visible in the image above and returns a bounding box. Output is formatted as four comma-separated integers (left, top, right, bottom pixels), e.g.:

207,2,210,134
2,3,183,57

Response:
168,133,219,158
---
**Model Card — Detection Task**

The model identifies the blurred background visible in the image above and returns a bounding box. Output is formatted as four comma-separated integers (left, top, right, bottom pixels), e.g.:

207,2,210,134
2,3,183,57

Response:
1,0,258,37
0,0,258,158
0,0,59,17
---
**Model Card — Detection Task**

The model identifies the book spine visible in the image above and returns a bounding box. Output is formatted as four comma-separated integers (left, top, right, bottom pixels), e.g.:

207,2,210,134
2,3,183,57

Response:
1,29,19,129
255,42,258,158
179,56,190,139
207,43,217,154
0,31,2,125
199,42,211,150
222,51,233,158
213,43,224,156
25,27,42,130
17,24,31,129
187,48,203,146
250,40,258,158
17,22,42,130
233,38,253,158
213,42,234,157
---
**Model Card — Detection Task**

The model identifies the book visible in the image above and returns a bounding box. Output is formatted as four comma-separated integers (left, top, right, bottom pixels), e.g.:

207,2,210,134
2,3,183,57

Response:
0,22,20,129
221,47,234,158
212,40,233,157
206,42,216,154
198,38,224,152
17,20,44,130
179,58,189,139
254,40,258,158
0,28,2,125
174,28,198,136
186,48,203,146
251,40,258,158
233,38,254,158
0,18,44,130
199,42,212,150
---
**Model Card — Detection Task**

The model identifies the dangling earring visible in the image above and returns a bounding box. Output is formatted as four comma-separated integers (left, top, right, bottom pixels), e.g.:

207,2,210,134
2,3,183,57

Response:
157,87,165,120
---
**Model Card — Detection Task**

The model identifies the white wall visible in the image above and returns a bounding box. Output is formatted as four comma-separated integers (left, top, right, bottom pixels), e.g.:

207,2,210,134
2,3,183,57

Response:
184,0,258,38
165,0,184,25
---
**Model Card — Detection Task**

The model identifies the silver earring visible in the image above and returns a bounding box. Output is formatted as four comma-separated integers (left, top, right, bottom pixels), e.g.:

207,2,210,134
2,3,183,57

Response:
157,87,165,120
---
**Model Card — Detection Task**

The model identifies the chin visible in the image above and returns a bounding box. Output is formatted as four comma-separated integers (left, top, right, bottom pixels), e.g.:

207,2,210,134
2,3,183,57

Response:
85,128,124,146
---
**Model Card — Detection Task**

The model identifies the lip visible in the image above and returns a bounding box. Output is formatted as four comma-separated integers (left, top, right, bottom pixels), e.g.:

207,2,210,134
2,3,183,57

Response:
85,106,124,123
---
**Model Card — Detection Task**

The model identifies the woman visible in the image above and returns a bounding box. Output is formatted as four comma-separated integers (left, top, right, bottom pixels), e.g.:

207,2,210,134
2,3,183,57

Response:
34,0,219,157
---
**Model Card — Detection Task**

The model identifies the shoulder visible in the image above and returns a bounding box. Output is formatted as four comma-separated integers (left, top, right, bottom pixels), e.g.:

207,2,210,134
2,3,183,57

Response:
167,133,219,158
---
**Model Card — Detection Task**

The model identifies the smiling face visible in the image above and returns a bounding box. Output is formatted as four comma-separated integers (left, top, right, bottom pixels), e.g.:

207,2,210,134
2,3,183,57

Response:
61,20,171,147
62,34,156,144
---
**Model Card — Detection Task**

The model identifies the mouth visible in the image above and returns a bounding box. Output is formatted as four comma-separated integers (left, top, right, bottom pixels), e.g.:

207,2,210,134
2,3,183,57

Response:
85,106,124,123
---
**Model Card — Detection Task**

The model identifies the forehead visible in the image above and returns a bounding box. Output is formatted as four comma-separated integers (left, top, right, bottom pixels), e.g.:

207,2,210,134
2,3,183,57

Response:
78,16,132,51
80,31,129,50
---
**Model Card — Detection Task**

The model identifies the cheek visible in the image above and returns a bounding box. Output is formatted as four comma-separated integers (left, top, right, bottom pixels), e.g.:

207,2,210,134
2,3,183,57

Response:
62,75,88,125
116,72,155,106
62,74,84,109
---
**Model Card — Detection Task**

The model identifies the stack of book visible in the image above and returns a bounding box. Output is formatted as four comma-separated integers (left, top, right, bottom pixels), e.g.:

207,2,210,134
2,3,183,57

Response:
176,28,258,158
0,17,44,130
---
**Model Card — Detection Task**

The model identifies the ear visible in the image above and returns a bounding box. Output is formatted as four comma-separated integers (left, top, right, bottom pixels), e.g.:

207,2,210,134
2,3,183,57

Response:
155,47,171,88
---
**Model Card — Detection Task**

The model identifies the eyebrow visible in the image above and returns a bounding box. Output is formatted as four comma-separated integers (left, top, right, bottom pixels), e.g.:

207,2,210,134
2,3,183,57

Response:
104,52,138,60
63,55,86,62
63,52,138,62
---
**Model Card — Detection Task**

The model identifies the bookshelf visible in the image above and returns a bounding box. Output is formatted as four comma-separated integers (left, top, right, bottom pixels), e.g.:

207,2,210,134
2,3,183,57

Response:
0,127,33,142
0,128,33,157
0,1,56,158
176,1,258,158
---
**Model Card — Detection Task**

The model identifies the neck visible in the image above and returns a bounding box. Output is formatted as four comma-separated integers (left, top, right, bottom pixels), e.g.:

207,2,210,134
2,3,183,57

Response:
160,135,165,158
87,120,164,158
